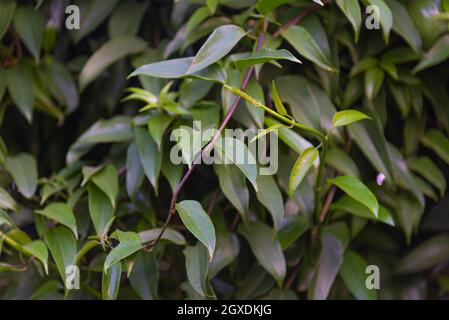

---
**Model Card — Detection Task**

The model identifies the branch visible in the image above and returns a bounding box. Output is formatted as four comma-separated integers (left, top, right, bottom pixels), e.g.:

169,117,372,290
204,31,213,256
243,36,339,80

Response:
273,0,333,37
148,19,269,249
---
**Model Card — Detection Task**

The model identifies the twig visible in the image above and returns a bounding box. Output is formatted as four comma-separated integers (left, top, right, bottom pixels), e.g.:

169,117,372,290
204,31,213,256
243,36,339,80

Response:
148,19,269,249
273,0,333,37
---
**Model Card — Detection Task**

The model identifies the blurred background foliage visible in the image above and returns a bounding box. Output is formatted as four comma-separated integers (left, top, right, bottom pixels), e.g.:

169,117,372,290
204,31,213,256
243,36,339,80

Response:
1,0,449,300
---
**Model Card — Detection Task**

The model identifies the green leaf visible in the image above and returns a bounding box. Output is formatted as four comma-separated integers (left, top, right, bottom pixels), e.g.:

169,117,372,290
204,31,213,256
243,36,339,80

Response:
79,36,147,90
130,57,227,83
45,226,77,282
329,176,379,217
74,0,120,42
13,6,44,60
23,240,48,274
289,147,319,196
87,184,115,237
409,157,446,198
36,203,78,239
239,221,286,287
184,242,210,297
0,187,17,212
148,113,173,150
265,118,313,154
175,200,216,260
336,0,362,42
4,153,37,199
364,67,385,100
332,110,370,128
104,231,142,272
413,35,449,73
256,175,285,232
396,234,449,274
0,0,16,40
272,81,288,116
232,49,301,71
0,209,14,228
281,25,337,72
126,142,144,199
214,137,258,191
330,195,395,226
277,214,311,249
326,148,360,177
364,0,393,43
129,252,158,300
90,165,118,209
67,116,133,164
134,126,162,192
187,25,246,74
339,251,377,300
6,64,34,122
256,0,294,15
102,262,122,300
209,231,239,278
214,164,249,219
386,0,422,52
139,228,187,246
421,129,449,165
108,0,147,37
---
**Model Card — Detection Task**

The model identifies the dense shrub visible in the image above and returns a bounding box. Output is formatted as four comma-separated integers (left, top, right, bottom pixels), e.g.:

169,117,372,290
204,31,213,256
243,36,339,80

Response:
1,0,449,300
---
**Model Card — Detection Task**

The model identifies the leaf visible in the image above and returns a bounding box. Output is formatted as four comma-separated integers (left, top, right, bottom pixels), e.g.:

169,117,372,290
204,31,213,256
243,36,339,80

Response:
102,262,122,300
421,129,449,165
0,209,14,227
0,187,17,212
108,0,147,37
281,25,337,72
87,184,115,237
409,157,446,198
396,234,449,274
4,153,38,199
184,242,210,297
176,200,216,260
130,57,227,83
134,126,162,192
265,118,313,154
104,231,142,272
289,147,319,196
45,226,77,282
214,137,258,191
272,81,288,116
339,251,377,300
0,0,16,40
364,0,393,43
67,116,133,164
23,240,48,274
239,221,286,287
256,0,294,15
256,175,285,232
330,195,395,226
232,49,301,71
209,231,240,278
326,148,360,177
148,113,173,150
413,35,449,73
329,176,379,217
13,6,44,60
336,0,362,42
90,165,118,209
386,0,422,52
214,164,249,219
187,25,246,74
364,67,385,100
126,142,144,199
332,110,370,128
129,252,158,300
74,0,120,42
36,203,78,239
79,36,147,90
277,214,311,249
6,64,34,122
139,228,187,246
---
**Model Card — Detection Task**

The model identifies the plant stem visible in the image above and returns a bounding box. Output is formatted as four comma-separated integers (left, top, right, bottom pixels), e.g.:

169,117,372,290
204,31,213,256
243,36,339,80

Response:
148,19,269,249
314,139,328,224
